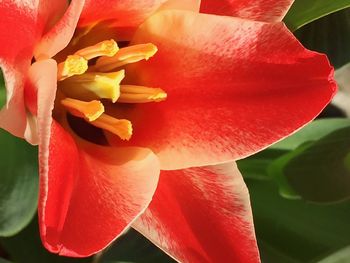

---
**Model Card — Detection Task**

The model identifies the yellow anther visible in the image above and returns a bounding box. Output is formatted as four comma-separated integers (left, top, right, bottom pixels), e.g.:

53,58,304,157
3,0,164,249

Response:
95,43,158,72
61,98,104,122
57,55,88,81
91,114,133,141
118,85,167,103
74,39,119,60
59,70,125,103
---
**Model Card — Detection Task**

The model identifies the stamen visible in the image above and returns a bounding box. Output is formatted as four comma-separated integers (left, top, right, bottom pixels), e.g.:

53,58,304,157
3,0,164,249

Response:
74,39,119,60
118,85,167,103
91,114,133,140
95,43,158,72
59,70,125,103
57,55,88,81
61,98,104,122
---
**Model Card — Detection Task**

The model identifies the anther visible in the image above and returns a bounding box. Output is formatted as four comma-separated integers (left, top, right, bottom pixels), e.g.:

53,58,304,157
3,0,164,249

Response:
61,98,105,121
95,43,158,72
57,55,88,81
74,39,119,60
91,114,133,140
118,85,167,103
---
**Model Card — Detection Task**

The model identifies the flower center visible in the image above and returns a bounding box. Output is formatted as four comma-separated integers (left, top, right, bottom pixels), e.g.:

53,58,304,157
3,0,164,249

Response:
55,39,166,141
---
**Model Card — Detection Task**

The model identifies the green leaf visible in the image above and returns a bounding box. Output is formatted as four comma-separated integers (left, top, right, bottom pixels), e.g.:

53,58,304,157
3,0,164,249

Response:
279,126,350,203
284,0,350,31
0,69,6,109
317,246,350,263
237,149,288,180
0,129,38,237
293,8,350,69
248,179,350,263
240,119,350,199
0,258,12,263
271,118,350,151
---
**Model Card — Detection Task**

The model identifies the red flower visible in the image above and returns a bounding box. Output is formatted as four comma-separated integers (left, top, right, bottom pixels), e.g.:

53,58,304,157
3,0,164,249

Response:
0,0,336,262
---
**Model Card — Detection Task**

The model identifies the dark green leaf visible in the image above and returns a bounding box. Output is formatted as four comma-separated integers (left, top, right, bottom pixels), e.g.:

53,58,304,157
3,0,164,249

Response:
0,129,38,237
101,229,174,263
271,118,350,151
248,179,350,263
280,127,350,203
294,8,350,68
237,149,288,180
0,258,11,263
240,119,350,199
284,0,350,31
0,69,6,109
317,246,350,263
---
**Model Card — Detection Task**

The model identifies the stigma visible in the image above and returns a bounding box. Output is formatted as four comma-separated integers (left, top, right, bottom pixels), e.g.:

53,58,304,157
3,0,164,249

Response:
56,40,166,141
59,71,125,103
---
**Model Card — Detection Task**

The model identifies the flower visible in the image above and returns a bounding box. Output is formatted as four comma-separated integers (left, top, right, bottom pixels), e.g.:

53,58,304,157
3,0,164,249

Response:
0,0,336,262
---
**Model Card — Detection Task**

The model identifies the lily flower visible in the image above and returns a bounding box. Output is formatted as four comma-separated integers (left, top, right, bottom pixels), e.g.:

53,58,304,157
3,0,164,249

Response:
0,0,336,262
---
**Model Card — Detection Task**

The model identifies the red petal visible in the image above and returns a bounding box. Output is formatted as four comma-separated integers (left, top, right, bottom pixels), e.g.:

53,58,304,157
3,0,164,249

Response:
0,1,42,139
78,0,200,39
133,163,260,263
108,11,336,170
35,0,85,59
200,0,294,22
0,0,79,140
39,120,160,257
24,59,58,144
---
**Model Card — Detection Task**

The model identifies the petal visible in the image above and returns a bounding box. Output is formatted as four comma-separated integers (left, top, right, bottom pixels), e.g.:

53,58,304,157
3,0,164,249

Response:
78,0,200,39
38,120,160,257
24,59,58,145
0,0,74,140
0,64,27,140
133,162,260,263
0,0,41,139
200,0,294,22
34,0,86,60
108,10,336,170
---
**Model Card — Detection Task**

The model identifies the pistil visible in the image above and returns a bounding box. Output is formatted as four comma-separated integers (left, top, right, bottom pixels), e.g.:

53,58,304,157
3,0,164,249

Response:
59,70,125,102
